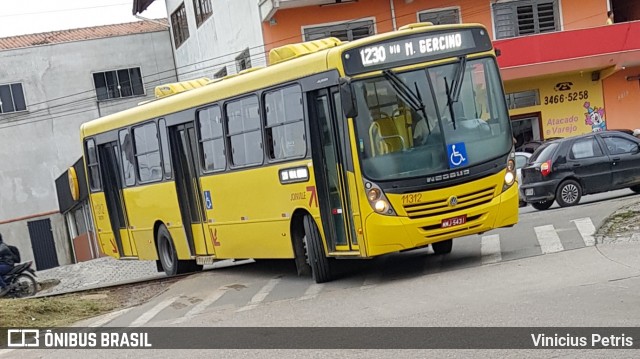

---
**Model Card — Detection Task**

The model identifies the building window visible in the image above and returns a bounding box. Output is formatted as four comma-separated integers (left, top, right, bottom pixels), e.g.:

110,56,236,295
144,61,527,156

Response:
493,0,559,39
225,96,262,167
193,0,212,27
264,85,306,160
304,19,374,42
93,68,144,101
198,105,226,172
235,48,251,72
133,122,162,183
171,3,190,48
505,89,540,109
0,83,26,114
214,67,228,79
418,8,461,25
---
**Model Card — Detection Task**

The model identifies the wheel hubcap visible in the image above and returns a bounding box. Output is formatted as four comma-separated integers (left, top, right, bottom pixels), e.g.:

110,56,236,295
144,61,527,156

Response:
561,184,579,203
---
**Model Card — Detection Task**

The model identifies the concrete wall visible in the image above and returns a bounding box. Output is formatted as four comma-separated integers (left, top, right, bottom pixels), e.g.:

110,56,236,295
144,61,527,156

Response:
165,0,266,80
0,29,177,268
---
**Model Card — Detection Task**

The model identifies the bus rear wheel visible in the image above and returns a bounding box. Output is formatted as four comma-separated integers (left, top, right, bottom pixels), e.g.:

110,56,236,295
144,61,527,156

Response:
302,215,332,283
432,239,452,255
157,225,199,276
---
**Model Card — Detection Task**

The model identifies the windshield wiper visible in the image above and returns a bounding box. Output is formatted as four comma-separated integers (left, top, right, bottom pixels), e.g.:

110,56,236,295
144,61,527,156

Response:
382,69,431,133
444,56,467,130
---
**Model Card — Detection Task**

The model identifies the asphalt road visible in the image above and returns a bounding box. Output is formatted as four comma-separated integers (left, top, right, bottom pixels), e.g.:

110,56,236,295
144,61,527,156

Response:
3,189,640,358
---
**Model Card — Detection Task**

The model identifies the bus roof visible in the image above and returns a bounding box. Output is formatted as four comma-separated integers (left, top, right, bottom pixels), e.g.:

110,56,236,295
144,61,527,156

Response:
80,22,489,138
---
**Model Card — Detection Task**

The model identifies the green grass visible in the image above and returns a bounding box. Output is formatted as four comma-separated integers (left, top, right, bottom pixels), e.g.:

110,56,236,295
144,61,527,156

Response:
0,295,119,328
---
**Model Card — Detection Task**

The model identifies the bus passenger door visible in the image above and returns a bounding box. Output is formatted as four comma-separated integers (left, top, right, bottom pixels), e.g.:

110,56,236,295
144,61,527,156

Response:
308,88,361,253
98,142,136,257
169,123,212,256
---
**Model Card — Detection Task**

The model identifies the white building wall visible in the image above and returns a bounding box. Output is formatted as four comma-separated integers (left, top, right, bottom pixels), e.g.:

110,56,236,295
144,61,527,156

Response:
0,29,177,268
165,0,266,80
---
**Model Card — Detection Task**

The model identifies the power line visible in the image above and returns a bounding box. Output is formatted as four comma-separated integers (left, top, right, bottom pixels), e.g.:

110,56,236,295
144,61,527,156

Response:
0,5,616,127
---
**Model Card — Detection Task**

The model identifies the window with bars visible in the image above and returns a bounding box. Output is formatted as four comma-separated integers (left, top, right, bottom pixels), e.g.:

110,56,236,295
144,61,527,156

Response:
493,0,559,39
0,83,26,114
505,89,540,109
93,68,144,101
303,20,374,42
171,3,190,48
418,8,461,25
192,0,212,27
235,48,251,72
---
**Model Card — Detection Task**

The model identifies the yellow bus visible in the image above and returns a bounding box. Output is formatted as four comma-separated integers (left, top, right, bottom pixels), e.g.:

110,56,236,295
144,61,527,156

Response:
80,22,518,283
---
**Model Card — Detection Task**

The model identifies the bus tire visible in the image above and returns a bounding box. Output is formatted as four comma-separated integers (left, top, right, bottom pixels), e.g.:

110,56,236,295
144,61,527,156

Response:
302,215,332,283
432,239,452,255
156,225,195,276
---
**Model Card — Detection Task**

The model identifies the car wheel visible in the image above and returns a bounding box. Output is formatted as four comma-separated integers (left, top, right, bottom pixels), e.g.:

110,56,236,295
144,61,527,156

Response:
556,179,582,207
531,200,554,210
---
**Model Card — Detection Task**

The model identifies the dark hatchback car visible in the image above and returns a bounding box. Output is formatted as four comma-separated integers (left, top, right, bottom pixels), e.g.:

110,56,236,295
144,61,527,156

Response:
520,131,640,210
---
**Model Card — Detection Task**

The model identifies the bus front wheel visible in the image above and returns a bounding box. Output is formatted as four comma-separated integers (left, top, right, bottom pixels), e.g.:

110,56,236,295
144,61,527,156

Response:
302,215,332,283
157,225,200,276
432,239,452,255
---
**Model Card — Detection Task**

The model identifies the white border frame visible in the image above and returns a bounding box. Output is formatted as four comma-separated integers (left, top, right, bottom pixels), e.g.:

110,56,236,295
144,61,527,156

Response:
300,16,378,42
416,6,463,24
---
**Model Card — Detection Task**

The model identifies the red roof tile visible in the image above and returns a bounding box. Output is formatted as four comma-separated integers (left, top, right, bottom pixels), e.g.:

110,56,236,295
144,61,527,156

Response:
0,19,169,50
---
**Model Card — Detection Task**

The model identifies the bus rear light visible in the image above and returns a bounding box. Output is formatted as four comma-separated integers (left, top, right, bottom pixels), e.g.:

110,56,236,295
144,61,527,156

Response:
540,160,552,177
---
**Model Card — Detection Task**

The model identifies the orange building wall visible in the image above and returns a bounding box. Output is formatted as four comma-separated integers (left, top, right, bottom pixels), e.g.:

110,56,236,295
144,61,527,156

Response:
561,0,608,30
261,0,393,53
603,67,640,130
393,0,493,38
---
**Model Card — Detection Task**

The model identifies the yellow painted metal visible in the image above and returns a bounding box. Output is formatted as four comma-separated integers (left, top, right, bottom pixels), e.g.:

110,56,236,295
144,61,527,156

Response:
89,192,120,259
364,172,518,257
268,37,342,65
199,159,316,259
121,182,192,260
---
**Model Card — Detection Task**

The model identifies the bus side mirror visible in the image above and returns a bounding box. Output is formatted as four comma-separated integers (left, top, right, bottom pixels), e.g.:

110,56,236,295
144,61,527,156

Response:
339,78,358,118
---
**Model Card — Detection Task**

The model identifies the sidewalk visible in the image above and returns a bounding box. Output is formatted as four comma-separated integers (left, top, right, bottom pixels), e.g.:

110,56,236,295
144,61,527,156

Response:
35,257,163,296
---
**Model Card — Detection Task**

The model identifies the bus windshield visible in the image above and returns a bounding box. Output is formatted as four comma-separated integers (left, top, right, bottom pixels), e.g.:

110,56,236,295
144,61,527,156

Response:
352,57,512,181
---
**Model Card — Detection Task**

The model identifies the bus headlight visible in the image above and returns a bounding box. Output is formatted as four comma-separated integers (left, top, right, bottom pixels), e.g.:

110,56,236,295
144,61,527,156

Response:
364,181,396,216
502,151,516,192
367,188,381,201
504,171,515,186
374,200,388,213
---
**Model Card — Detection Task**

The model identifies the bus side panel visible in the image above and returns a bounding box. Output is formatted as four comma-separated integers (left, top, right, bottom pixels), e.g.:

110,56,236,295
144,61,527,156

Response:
200,161,314,259
89,192,120,259
122,181,192,260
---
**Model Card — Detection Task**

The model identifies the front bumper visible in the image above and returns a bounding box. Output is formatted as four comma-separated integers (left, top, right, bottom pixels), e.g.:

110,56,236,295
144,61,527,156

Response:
520,179,559,203
363,184,519,257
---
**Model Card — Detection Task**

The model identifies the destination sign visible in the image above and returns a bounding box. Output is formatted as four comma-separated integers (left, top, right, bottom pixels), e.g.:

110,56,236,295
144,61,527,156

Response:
342,27,492,75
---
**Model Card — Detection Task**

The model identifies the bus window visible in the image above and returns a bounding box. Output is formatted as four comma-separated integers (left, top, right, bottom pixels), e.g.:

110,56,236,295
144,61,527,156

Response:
225,95,263,167
119,130,136,186
197,105,226,172
133,122,163,182
158,119,172,179
85,138,101,191
264,85,306,160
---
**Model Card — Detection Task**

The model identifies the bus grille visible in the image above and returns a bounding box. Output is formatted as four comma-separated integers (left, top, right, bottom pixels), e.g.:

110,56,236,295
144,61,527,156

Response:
403,186,496,219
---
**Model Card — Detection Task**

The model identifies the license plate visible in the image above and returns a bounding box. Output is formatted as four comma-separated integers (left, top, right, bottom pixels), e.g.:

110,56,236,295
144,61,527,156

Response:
441,215,467,228
525,188,534,196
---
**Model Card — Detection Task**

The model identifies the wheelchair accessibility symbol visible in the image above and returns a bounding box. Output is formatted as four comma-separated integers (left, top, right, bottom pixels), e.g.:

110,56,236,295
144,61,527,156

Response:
447,142,468,168
204,190,213,210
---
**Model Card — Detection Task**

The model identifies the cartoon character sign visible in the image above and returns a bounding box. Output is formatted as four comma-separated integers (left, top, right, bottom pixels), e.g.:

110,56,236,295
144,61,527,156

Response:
584,101,606,132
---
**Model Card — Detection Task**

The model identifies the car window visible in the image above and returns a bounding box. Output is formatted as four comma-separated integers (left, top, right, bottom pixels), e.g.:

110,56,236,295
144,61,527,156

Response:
515,155,528,169
569,137,603,159
530,142,558,163
603,137,638,155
